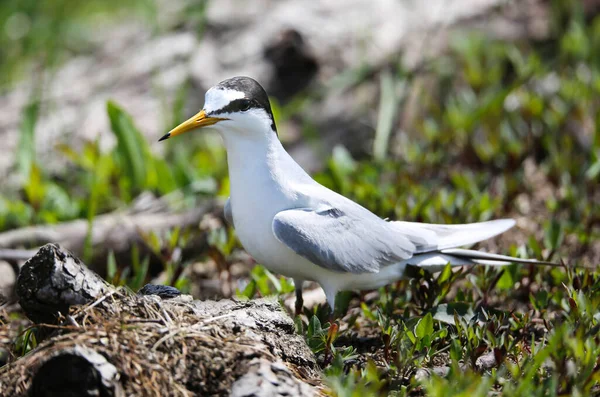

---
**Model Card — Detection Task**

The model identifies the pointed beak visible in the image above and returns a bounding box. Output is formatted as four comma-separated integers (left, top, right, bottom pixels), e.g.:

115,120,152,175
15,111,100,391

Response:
159,110,227,141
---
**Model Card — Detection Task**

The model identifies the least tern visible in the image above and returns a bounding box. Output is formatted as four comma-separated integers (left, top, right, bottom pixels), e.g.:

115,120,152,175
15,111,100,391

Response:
160,76,552,314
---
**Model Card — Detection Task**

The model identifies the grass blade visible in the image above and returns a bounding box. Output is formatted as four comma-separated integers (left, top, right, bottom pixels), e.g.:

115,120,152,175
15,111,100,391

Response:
373,71,402,161
18,100,40,181
107,101,149,190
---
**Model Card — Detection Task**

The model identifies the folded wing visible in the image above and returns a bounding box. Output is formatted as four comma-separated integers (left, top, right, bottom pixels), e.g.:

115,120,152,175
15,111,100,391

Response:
273,207,416,274
273,204,539,274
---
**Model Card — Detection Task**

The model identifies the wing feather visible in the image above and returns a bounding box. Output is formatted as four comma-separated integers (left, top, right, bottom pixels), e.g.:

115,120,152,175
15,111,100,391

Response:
273,207,416,274
393,219,515,251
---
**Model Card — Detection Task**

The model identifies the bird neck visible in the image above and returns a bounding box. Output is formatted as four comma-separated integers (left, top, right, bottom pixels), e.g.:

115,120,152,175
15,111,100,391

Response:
221,129,313,192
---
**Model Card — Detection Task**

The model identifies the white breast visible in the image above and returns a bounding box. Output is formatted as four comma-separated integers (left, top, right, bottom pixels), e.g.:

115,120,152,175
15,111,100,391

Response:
224,135,301,269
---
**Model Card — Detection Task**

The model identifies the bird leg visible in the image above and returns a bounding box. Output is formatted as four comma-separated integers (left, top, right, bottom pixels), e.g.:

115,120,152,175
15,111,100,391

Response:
294,279,304,316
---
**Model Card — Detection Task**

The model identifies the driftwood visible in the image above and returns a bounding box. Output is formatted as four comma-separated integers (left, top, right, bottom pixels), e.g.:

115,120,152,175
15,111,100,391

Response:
0,244,320,396
0,194,215,275
29,345,123,397
0,249,37,262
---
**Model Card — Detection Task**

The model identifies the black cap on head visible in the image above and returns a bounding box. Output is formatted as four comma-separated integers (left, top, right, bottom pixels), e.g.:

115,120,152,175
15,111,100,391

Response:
211,76,277,133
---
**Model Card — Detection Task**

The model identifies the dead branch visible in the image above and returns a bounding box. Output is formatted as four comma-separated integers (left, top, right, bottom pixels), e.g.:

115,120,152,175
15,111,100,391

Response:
0,194,215,274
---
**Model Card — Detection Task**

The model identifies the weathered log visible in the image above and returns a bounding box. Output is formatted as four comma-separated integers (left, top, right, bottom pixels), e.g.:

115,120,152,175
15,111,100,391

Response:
29,346,123,397
0,194,215,275
1,244,320,396
0,248,37,262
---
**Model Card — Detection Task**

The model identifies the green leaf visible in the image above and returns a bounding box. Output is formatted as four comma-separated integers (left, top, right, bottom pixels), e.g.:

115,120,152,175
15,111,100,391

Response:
16,327,38,356
308,315,322,338
106,250,117,283
438,262,453,284
415,312,434,339
496,268,514,290
23,164,46,208
361,302,377,321
585,154,600,180
131,255,150,290
544,219,564,253
278,277,295,294
528,235,543,258
107,101,150,190
531,289,549,310
419,334,432,349
264,268,281,292
153,158,177,194
18,100,40,181
238,280,257,299
334,290,354,318
405,326,416,344
169,227,181,250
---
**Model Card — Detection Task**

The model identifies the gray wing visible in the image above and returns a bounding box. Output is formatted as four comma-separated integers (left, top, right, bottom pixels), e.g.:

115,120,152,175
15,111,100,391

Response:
272,207,416,274
224,197,234,227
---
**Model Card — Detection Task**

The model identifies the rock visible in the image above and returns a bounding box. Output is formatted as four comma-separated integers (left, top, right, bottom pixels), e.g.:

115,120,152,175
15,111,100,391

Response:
475,349,502,371
138,284,182,299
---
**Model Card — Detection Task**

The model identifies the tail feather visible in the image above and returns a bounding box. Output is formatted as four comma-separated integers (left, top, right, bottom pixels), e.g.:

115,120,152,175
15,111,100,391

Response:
405,253,478,274
405,253,514,274
440,248,560,266
407,249,560,274
395,218,567,273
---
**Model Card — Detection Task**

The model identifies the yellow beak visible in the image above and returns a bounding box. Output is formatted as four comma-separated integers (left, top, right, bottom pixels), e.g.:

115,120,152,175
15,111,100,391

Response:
159,110,227,141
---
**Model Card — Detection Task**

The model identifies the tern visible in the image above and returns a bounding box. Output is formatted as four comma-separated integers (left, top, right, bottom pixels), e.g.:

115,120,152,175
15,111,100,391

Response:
160,76,553,315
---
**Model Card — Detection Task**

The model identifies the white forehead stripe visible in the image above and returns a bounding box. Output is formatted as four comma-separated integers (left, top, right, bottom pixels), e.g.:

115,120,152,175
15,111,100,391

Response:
204,88,245,113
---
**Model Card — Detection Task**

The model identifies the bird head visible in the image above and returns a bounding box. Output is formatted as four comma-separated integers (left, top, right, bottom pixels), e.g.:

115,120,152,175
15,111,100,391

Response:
159,76,277,142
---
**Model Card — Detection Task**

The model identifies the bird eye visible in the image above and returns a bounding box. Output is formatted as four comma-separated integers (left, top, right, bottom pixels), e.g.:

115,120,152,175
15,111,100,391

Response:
239,100,251,111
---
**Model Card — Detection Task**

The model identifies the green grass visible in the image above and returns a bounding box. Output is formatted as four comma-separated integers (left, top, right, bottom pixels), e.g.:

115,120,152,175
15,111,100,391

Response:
1,1,599,396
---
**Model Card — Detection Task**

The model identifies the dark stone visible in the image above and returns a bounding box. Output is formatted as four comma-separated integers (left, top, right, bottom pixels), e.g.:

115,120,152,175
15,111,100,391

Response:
138,284,181,299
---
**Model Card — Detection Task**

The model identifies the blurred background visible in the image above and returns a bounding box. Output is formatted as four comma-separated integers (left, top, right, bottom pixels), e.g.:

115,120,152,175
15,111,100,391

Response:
0,0,599,304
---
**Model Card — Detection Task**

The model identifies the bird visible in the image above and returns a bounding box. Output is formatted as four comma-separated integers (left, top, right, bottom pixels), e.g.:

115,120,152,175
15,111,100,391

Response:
159,76,554,316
